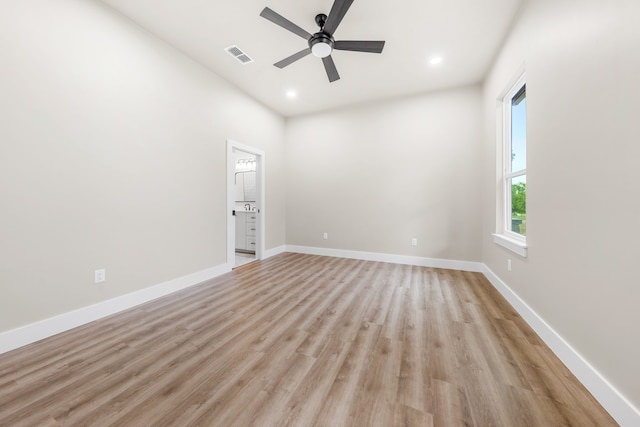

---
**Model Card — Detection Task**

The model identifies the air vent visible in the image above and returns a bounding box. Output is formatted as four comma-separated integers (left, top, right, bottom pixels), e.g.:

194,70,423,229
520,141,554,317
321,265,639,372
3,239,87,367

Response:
225,45,254,64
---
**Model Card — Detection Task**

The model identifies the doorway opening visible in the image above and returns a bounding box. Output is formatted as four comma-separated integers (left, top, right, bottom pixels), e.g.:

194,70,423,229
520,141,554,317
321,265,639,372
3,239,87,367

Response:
227,140,265,269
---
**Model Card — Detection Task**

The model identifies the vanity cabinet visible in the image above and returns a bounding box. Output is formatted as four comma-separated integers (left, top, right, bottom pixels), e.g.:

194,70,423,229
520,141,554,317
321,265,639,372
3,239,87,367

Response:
235,212,257,253
245,212,256,253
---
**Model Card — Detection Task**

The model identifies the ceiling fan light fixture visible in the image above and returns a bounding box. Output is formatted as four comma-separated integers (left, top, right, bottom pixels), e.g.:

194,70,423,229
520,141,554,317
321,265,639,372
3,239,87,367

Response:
309,34,334,58
312,41,332,58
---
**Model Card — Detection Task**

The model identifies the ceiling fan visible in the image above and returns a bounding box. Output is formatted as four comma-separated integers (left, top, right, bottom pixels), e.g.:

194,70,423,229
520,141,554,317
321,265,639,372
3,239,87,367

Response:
260,0,385,83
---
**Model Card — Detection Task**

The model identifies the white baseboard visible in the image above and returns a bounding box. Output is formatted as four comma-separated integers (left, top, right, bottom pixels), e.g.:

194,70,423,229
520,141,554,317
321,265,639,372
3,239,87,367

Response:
482,265,640,427
263,245,286,259
286,245,483,272
0,263,231,355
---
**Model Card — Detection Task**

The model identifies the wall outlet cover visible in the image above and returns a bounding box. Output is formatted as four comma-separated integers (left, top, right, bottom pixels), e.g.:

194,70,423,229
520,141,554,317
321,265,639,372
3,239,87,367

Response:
95,269,106,284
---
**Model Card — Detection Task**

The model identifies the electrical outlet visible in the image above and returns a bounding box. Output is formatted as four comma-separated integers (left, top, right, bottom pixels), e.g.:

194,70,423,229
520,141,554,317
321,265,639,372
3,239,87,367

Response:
95,269,106,284
411,238,418,246
507,259,512,272
323,232,328,240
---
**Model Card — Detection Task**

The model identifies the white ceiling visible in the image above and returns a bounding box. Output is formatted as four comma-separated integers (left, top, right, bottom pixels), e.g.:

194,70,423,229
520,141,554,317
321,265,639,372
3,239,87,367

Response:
99,0,524,117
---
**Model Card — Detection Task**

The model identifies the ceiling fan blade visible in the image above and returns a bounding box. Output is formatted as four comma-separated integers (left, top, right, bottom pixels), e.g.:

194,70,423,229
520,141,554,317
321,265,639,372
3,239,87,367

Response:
323,0,355,36
274,48,312,68
322,56,340,83
260,7,311,40
334,40,385,54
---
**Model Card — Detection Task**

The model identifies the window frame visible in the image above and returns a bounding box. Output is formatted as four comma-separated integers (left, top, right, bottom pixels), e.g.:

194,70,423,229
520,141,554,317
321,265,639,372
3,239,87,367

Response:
493,71,528,257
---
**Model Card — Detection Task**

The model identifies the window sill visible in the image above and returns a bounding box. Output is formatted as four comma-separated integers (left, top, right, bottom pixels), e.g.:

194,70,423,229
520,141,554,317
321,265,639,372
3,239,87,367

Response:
493,233,528,258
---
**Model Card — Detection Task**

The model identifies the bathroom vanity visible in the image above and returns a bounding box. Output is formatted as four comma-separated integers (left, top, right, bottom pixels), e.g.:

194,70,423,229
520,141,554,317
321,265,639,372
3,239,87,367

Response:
235,211,257,253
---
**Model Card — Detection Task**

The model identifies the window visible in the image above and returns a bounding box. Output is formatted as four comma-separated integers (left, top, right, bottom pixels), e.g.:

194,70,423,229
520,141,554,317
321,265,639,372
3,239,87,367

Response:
494,72,527,257
505,80,526,237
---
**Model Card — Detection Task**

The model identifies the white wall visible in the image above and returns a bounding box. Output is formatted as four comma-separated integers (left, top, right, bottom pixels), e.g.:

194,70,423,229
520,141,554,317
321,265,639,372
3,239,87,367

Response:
482,0,640,413
0,0,285,332
285,86,483,262
2,0,638,419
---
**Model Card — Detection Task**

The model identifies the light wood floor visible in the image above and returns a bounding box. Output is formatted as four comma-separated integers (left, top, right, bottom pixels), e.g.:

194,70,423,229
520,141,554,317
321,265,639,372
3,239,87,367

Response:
0,253,617,426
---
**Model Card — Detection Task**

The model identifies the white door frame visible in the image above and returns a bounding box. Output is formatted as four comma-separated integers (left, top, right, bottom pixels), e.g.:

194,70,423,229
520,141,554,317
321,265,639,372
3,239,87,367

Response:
227,139,265,268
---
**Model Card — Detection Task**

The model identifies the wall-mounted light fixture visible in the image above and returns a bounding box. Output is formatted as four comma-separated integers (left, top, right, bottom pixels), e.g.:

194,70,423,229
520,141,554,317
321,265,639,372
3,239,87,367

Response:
236,158,256,171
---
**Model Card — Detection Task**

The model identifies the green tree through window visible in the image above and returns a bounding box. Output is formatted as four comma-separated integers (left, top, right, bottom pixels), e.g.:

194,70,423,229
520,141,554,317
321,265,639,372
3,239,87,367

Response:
512,182,526,215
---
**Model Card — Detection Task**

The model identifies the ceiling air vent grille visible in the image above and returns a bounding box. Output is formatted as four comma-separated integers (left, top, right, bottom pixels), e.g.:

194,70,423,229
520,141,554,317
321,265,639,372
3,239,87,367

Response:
225,45,254,64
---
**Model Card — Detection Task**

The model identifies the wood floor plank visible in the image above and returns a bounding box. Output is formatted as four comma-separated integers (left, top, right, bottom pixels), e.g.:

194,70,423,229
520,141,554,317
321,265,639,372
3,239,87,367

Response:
431,378,475,427
496,382,554,427
294,259,372,357
312,323,382,425
393,403,434,427
0,254,618,426
350,335,402,426
280,336,352,426
364,263,400,325
397,307,426,411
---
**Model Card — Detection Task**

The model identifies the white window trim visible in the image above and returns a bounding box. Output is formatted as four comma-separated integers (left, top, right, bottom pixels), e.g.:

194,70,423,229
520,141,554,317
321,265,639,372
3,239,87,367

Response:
495,69,528,257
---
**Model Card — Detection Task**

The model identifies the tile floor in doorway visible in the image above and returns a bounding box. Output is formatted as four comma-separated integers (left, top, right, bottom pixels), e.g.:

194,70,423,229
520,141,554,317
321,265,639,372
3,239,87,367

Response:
235,252,255,268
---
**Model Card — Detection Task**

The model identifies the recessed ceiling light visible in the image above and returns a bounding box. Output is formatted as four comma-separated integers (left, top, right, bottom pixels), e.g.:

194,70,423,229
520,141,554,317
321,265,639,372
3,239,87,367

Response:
286,90,297,99
429,56,443,66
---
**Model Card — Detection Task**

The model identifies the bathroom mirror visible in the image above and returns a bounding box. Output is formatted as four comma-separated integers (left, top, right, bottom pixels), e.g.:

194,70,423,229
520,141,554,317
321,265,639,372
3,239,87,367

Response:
235,171,256,202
